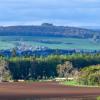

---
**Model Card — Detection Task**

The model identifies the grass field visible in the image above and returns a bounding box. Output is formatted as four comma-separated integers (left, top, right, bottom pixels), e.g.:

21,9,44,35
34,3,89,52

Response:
0,36,100,50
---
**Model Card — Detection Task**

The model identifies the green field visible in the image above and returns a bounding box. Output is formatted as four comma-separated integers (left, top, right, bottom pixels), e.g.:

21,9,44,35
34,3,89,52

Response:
63,80,79,86
0,36,100,50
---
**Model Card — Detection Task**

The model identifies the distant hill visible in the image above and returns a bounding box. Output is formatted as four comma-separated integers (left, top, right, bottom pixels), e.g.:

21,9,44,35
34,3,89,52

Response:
0,23,100,39
82,26,100,30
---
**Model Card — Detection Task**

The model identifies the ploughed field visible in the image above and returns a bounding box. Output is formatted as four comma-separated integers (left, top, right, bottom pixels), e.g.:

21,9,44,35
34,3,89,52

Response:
0,82,100,100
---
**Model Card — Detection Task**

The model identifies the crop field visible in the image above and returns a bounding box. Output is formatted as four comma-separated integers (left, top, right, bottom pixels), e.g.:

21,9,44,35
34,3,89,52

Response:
0,82,100,100
0,36,100,50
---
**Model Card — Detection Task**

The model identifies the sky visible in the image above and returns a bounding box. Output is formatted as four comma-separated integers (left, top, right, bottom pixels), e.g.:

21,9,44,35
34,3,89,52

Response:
0,0,100,27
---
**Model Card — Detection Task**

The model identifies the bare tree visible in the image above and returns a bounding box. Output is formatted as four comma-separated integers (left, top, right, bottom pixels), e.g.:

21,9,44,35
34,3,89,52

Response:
0,60,10,82
57,61,73,79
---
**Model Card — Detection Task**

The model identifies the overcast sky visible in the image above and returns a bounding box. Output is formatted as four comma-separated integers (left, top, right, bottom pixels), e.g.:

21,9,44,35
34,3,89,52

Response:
0,0,100,27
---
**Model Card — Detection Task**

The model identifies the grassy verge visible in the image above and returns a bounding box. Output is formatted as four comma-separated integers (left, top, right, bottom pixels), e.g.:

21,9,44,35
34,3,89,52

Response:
62,80,100,87
97,96,100,100
25,79,53,83
62,80,79,86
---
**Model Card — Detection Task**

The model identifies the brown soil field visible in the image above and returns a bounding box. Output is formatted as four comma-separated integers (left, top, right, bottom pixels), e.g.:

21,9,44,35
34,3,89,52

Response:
0,82,100,100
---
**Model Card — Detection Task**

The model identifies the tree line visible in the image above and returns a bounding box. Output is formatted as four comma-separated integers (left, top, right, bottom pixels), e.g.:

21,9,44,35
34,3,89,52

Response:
0,54,100,81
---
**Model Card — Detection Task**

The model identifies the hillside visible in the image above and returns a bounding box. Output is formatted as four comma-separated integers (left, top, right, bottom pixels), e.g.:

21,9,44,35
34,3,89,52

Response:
0,23,99,38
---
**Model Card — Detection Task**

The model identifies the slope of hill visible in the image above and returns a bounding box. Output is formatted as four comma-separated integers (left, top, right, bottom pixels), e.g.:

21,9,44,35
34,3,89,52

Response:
0,23,99,38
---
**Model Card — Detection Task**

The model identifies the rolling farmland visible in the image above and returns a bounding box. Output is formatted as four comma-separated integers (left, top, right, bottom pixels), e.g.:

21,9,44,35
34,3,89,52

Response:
0,36,100,50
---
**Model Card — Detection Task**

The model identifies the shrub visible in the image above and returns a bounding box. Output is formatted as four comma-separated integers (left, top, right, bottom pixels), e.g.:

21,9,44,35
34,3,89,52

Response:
79,65,100,86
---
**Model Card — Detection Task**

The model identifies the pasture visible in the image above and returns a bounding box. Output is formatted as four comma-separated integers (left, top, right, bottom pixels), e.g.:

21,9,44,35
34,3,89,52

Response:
0,36,100,50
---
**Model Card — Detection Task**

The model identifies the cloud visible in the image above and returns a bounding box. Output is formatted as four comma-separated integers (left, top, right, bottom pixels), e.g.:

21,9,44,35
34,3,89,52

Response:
0,0,100,9
0,0,99,26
